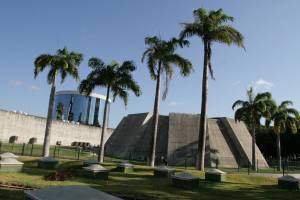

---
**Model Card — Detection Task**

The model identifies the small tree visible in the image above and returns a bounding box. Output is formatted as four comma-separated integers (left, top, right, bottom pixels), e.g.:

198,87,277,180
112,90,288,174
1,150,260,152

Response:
232,87,274,170
34,47,83,157
270,101,299,171
142,36,193,167
79,58,141,163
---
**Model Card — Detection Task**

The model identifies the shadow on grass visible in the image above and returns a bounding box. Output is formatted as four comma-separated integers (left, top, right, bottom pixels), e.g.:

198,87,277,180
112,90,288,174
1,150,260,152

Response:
0,189,24,200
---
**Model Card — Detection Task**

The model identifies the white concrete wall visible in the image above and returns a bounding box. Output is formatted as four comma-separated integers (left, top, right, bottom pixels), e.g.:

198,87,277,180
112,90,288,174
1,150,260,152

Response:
0,109,113,146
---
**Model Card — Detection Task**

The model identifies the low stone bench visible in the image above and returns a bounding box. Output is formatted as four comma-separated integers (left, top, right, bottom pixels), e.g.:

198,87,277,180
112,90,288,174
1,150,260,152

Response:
38,157,59,169
171,172,199,189
205,169,226,182
82,164,110,180
0,152,19,159
0,157,24,172
82,160,99,167
24,186,123,200
154,166,175,178
278,175,300,190
115,162,134,173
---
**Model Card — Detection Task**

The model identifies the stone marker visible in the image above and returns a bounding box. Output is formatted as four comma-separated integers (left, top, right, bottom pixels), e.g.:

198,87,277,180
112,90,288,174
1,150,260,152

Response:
0,152,19,159
0,157,24,172
24,186,123,200
115,162,134,173
154,165,175,178
278,175,300,190
205,169,226,182
171,172,199,189
82,160,99,167
38,157,59,169
82,164,109,180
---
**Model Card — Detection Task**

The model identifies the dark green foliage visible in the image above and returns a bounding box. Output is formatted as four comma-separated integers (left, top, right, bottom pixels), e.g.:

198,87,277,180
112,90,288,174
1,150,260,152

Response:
142,36,193,99
79,58,141,107
34,47,83,84
232,87,275,128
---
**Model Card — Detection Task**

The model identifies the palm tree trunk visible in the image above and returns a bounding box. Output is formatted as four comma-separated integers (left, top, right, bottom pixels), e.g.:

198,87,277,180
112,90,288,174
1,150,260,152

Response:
98,86,110,163
251,124,257,170
148,62,161,167
276,133,282,171
42,77,56,157
196,42,209,171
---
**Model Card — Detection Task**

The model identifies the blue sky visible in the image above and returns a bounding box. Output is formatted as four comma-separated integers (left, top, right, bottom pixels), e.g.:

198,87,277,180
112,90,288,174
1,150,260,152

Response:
0,0,299,128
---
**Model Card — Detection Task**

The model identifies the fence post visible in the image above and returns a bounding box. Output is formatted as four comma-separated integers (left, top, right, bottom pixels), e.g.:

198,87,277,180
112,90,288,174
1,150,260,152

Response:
257,159,259,173
77,147,80,160
0,141,2,153
30,144,34,156
248,161,250,175
53,146,57,158
58,146,60,158
282,161,285,176
21,143,26,156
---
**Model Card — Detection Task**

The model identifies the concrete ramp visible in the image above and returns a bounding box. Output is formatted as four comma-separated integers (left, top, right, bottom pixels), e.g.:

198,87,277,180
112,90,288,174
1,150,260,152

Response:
206,119,239,168
220,118,268,168
105,113,152,159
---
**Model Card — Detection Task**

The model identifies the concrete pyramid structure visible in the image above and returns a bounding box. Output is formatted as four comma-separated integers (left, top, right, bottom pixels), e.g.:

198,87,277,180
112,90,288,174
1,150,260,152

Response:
105,113,268,168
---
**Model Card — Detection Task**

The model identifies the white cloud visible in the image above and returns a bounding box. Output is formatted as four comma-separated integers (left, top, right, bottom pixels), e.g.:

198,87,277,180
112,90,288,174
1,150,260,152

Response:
8,80,23,87
8,80,40,92
27,85,40,91
233,80,241,86
250,78,274,91
168,101,184,107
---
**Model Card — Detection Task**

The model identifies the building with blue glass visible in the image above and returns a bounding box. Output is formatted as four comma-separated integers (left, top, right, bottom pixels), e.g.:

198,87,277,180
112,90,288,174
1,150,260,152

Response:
53,90,111,127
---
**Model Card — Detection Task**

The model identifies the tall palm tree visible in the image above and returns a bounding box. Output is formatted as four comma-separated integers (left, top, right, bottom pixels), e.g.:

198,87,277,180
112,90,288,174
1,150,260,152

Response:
34,47,83,157
79,58,141,163
180,8,245,170
142,36,193,167
232,87,274,170
270,101,299,171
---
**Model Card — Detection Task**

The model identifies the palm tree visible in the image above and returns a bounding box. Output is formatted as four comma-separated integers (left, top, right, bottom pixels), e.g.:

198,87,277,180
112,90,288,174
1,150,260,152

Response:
79,58,141,163
34,47,83,157
180,8,245,170
232,87,274,170
142,36,193,167
270,101,299,171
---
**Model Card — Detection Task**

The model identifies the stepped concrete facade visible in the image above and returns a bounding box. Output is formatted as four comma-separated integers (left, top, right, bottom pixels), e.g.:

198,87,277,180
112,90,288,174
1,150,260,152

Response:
0,109,113,146
105,112,268,168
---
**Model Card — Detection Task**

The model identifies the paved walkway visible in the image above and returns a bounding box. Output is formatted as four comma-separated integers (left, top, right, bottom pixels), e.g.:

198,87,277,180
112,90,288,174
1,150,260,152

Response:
250,173,300,178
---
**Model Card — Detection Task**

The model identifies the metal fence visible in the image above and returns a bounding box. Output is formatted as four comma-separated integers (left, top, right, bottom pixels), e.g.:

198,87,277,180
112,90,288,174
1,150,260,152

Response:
0,141,98,161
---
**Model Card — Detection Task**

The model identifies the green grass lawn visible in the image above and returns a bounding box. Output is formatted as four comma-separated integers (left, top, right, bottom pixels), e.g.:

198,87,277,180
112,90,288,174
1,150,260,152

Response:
0,156,299,200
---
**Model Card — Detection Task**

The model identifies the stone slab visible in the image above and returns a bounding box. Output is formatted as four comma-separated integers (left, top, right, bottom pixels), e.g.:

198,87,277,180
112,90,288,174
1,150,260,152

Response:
278,175,300,190
172,173,199,189
38,157,58,169
24,186,123,200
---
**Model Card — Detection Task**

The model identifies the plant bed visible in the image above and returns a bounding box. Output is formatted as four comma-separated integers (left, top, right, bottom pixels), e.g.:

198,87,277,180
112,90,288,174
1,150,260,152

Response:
82,160,99,167
278,175,300,190
153,166,175,178
114,162,134,173
45,170,72,181
82,164,110,180
171,173,199,189
38,157,58,169
205,169,226,182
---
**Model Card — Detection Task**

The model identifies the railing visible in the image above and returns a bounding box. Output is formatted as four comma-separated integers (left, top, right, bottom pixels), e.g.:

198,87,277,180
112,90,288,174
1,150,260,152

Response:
0,141,98,161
